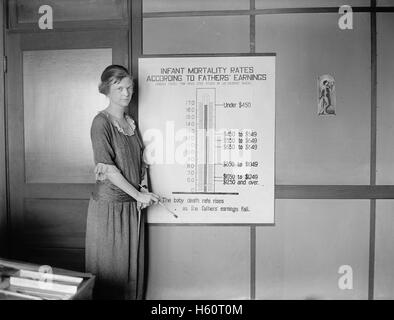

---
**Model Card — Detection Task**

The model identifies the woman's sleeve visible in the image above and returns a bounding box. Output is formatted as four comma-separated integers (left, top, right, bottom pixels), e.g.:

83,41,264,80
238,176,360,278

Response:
140,160,149,182
91,116,120,181
135,124,149,181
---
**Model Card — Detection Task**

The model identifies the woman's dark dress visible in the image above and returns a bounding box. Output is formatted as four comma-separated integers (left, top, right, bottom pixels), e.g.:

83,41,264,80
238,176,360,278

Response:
85,111,146,300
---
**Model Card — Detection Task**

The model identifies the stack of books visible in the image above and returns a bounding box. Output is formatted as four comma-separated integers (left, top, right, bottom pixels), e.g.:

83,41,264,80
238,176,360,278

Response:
1,269,83,300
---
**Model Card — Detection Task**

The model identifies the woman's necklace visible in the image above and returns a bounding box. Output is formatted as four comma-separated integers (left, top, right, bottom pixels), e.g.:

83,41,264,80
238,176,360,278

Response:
102,110,136,136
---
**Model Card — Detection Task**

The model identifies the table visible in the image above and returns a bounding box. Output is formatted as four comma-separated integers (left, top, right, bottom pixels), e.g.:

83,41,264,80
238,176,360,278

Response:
0,258,95,300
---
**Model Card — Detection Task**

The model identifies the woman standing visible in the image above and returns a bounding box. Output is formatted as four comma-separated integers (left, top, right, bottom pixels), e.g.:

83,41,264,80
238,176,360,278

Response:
86,65,159,299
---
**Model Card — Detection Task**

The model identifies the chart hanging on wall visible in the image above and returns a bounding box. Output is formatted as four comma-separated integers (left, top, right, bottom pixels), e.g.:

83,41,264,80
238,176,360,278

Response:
138,55,275,224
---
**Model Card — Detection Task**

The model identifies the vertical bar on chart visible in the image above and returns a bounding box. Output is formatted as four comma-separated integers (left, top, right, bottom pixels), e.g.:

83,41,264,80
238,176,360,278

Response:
195,88,216,192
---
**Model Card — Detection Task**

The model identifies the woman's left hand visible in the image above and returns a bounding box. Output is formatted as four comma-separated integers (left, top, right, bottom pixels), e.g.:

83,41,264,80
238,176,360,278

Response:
137,201,148,210
139,186,150,209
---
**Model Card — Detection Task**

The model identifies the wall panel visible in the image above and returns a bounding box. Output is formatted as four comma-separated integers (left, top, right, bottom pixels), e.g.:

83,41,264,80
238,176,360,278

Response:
256,13,371,184
143,16,249,54
255,0,370,9
146,226,250,299
143,0,249,12
374,200,394,299
377,0,394,6
256,200,370,299
376,13,394,184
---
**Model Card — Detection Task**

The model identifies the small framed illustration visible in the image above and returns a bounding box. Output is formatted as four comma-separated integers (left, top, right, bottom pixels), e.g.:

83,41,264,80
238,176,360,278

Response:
318,74,336,115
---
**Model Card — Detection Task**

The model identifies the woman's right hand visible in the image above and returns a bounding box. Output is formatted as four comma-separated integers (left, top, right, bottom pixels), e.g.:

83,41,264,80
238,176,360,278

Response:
138,192,160,206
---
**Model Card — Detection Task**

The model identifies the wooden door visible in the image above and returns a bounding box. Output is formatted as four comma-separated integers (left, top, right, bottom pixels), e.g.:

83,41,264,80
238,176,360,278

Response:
6,30,128,271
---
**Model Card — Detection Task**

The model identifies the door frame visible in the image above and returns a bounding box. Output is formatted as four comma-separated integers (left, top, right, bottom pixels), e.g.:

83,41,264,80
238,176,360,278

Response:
0,0,8,257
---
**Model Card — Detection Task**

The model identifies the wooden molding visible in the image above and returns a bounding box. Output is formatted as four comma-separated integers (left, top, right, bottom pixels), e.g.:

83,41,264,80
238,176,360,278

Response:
0,0,8,257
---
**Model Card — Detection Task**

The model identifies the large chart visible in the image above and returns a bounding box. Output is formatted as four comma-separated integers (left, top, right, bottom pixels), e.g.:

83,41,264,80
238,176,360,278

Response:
138,55,275,224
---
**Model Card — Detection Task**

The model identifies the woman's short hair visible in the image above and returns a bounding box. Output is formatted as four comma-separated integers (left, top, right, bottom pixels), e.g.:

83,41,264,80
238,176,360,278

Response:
98,65,133,95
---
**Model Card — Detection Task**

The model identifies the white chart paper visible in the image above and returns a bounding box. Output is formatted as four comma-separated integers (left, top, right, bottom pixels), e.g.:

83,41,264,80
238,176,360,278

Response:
138,55,275,224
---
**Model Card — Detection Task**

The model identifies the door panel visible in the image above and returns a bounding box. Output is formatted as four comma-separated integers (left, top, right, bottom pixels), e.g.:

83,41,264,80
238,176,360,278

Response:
22,199,88,248
10,0,129,30
23,248,86,272
7,30,129,270
23,48,112,183
14,0,128,23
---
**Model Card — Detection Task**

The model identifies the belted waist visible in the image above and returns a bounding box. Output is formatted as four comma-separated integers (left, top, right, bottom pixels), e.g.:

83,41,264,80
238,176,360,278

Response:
92,182,136,202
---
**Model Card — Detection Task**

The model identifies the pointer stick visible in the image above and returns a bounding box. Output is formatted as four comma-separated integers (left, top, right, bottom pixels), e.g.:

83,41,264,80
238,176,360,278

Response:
157,201,179,219
139,185,178,219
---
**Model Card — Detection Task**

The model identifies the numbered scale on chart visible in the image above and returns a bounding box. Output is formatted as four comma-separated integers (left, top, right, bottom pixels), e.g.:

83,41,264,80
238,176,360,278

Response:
184,88,260,194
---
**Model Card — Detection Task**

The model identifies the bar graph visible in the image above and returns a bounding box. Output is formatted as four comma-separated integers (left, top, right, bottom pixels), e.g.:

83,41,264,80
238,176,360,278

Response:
195,88,216,193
